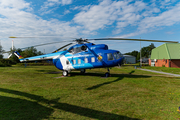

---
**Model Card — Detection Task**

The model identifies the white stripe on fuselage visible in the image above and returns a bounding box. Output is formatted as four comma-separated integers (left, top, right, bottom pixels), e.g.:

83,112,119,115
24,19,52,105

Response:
59,55,74,71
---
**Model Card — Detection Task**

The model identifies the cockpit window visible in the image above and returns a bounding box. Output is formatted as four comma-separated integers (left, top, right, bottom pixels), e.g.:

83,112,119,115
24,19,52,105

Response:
69,48,73,53
69,46,87,54
113,52,118,59
112,52,123,60
107,53,114,61
69,47,81,54
117,51,123,59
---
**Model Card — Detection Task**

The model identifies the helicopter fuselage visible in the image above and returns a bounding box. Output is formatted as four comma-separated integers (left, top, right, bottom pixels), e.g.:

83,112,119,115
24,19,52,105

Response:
52,43,124,71
18,43,124,76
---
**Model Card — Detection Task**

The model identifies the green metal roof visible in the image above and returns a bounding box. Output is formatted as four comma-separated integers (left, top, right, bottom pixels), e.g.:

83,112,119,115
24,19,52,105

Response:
150,43,180,59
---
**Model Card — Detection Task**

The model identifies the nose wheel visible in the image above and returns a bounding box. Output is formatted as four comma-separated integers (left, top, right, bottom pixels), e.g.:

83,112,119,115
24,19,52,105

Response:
62,70,68,76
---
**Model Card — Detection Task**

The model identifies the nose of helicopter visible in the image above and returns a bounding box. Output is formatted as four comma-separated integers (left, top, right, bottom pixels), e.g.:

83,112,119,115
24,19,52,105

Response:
118,55,124,66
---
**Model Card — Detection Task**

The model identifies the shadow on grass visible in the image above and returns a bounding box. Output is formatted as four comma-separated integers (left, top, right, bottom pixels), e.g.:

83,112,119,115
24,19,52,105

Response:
0,88,140,120
35,70,62,74
69,71,151,90
0,96,53,120
35,69,151,91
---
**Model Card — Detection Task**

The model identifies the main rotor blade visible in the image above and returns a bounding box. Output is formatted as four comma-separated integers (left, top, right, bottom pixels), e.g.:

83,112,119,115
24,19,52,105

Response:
21,41,69,50
89,38,178,43
9,36,75,39
3,41,71,54
9,36,37,38
52,43,73,53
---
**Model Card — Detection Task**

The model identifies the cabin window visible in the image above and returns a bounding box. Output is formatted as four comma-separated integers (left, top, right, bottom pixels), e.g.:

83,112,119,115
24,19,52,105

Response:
78,59,81,64
91,57,95,63
84,58,88,63
107,53,114,61
66,60,69,65
73,60,76,64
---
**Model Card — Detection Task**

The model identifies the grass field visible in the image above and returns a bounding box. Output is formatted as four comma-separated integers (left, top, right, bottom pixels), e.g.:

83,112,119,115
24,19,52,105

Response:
0,65,180,120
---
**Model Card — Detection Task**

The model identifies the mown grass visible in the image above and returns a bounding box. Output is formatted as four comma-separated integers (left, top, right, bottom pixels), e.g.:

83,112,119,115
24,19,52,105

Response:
0,65,180,120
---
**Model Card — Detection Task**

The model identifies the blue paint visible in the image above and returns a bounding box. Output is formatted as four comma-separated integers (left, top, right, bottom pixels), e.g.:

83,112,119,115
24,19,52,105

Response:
17,43,124,72
53,58,63,70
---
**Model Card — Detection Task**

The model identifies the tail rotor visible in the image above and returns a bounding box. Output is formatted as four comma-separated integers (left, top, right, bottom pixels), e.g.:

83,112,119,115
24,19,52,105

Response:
7,40,14,58
4,40,23,59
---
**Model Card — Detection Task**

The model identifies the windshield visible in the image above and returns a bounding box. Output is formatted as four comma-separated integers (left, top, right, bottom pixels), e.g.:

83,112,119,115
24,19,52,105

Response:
116,51,123,59
107,53,114,61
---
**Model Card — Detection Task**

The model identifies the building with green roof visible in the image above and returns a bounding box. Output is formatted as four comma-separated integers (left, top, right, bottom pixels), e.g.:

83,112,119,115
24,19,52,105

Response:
149,43,180,68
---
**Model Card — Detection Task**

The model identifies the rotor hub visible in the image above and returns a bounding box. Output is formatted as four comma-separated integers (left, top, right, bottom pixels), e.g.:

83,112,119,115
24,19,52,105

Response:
74,38,88,44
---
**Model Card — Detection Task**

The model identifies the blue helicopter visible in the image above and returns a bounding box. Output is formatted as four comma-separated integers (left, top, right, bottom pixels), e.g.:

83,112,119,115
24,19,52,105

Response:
9,37,178,77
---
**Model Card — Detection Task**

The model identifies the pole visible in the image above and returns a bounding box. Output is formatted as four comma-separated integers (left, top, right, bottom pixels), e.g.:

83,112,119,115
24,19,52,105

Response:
12,40,14,50
140,38,142,67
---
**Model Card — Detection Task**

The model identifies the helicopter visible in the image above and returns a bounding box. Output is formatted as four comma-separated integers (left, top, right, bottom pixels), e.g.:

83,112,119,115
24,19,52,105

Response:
8,37,178,77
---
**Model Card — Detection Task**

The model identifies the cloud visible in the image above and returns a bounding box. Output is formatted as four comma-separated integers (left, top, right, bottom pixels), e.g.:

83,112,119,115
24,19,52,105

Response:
0,0,78,36
0,0,79,55
40,0,73,15
140,3,180,29
73,0,180,38
110,1,180,38
64,9,71,15
1,0,180,57
73,0,147,35
121,2,180,38
0,0,31,10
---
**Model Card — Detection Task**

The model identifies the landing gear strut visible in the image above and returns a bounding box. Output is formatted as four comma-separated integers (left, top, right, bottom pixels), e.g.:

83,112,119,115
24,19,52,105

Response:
105,68,110,77
62,70,68,76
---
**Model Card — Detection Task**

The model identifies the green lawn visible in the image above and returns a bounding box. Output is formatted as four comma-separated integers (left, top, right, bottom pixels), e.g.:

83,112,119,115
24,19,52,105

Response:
0,65,180,120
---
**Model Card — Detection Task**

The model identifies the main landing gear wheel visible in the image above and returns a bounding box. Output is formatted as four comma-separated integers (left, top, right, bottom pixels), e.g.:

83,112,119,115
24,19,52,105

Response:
105,68,110,77
62,70,68,76
105,72,110,77
80,69,86,74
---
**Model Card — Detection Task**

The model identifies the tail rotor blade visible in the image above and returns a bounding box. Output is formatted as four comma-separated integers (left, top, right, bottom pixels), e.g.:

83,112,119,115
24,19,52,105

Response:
8,54,12,58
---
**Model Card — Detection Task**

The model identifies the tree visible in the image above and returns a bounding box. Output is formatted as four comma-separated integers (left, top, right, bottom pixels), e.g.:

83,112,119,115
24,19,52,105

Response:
21,47,43,58
124,43,156,61
0,44,4,59
124,50,139,60
140,43,156,58
8,47,43,63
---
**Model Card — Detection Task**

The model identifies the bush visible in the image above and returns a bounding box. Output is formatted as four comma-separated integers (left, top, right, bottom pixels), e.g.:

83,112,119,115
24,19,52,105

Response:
0,59,12,67
142,64,150,66
16,62,54,66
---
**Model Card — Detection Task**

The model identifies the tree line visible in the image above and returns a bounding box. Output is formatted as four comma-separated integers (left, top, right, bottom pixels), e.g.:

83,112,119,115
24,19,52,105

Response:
0,44,43,64
124,43,156,61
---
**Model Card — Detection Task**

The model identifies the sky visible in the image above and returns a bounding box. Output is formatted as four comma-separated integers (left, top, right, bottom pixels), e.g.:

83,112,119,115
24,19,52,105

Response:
0,0,180,58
